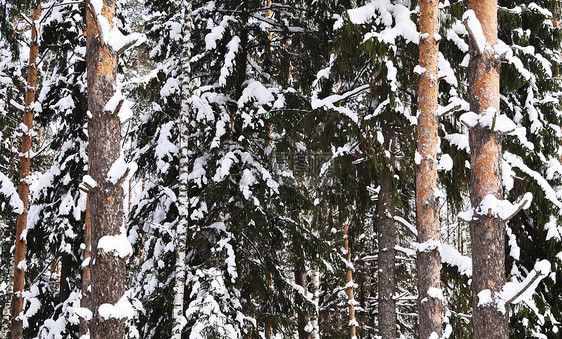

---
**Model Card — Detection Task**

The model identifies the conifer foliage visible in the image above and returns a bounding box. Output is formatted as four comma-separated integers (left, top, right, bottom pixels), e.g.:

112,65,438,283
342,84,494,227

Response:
0,0,560,338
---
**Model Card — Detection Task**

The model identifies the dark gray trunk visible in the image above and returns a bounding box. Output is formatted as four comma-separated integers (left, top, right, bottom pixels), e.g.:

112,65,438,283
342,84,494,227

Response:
86,0,126,337
294,236,311,339
377,170,396,339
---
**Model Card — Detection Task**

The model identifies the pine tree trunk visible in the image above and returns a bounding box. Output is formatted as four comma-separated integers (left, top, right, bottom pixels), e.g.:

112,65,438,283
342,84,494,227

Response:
11,2,41,338
171,0,193,337
416,0,443,337
467,0,508,337
86,0,126,337
377,170,396,339
59,253,72,304
294,236,311,339
80,195,91,336
344,224,356,338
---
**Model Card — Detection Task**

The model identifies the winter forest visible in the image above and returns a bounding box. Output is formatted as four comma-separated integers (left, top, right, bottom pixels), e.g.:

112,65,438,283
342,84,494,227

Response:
0,0,561,338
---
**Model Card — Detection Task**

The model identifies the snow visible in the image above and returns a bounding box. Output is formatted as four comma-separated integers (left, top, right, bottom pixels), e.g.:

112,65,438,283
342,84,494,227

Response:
393,216,417,236
446,21,469,52
500,260,551,306
73,307,92,321
504,152,562,209
545,216,560,241
476,192,532,220
416,239,441,253
0,172,24,213
213,152,237,182
438,52,457,86
98,295,134,320
477,289,493,307
462,10,487,54
106,157,137,185
160,77,181,98
413,65,426,75
457,207,473,221
427,287,444,301
17,259,27,271
90,0,103,15
312,84,369,124
219,36,240,87
438,154,453,172
205,16,234,50
386,60,398,92
82,175,97,189
98,232,133,258
460,108,517,133
103,88,134,123
441,243,472,276
445,133,469,152
237,80,275,108
107,29,145,54
414,151,422,165
89,0,145,53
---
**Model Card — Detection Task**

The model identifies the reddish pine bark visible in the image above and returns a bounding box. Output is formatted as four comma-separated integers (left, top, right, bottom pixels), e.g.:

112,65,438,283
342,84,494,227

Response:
11,2,41,338
416,0,443,337
467,0,508,337
86,0,126,337
344,224,356,338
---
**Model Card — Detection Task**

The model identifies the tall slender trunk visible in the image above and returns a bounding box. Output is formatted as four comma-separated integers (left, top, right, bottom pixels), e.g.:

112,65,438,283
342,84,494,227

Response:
1,258,14,338
377,169,396,339
59,253,72,304
11,2,41,338
80,195,91,336
416,0,443,337
310,267,320,339
86,0,126,337
294,236,311,339
344,224,356,338
264,272,273,339
171,0,193,337
467,0,508,337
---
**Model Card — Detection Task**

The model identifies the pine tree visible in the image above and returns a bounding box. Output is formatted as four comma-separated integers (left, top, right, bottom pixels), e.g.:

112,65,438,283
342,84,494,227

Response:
11,2,41,338
86,0,130,336
466,0,509,337
20,1,89,336
416,0,443,337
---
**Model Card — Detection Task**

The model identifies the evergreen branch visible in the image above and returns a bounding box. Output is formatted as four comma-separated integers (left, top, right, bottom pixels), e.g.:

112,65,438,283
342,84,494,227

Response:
116,167,131,187
437,104,462,118
504,195,531,222
505,269,545,305
116,37,143,55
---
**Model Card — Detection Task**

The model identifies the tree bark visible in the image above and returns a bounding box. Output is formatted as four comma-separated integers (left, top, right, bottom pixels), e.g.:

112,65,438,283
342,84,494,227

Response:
416,0,443,337
171,0,193,337
86,0,126,337
80,195,91,336
11,2,41,338
294,236,311,339
310,267,320,339
377,170,396,339
59,253,72,304
344,224,356,338
467,0,508,337
1,258,14,338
